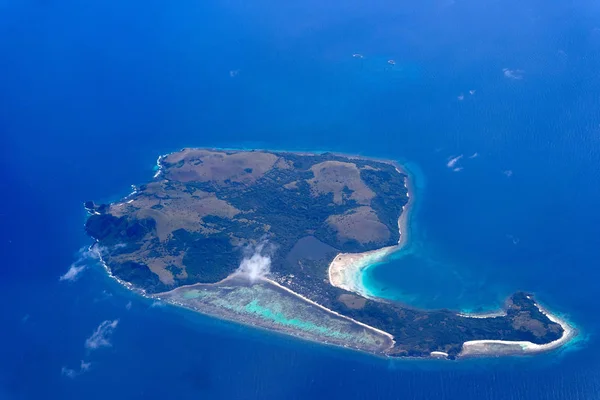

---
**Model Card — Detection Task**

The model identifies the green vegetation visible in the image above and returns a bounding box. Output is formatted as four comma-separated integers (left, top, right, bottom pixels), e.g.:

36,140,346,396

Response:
84,149,564,358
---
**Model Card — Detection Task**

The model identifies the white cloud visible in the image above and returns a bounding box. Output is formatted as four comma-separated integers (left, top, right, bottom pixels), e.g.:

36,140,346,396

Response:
236,241,274,283
61,244,126,282
61,367,77,379
60,265,86,282
503,170,513,177
469,152,479,159
125,301,132,310
507,234,520,245
85,320,119,350
503,68,524,80
447,154,463,169
61,360,92,379
60,246,103,282
80,360,92,371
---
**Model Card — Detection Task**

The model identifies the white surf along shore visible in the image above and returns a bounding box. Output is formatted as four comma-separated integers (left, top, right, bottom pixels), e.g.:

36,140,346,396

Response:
459,297,577,357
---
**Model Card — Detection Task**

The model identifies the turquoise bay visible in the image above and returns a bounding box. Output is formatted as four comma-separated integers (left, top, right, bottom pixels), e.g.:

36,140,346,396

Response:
361,162,512,313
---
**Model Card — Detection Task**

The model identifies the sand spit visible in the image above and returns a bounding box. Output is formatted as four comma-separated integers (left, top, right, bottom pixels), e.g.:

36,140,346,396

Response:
459,299,576,357
328,247,396,297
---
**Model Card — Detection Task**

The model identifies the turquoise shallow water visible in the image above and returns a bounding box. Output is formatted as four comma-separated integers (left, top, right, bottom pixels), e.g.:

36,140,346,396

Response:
362,163,511,312
3,0,600,398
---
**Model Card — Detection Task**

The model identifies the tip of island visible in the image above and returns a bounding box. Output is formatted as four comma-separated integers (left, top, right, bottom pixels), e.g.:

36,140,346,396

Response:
83,148,576,359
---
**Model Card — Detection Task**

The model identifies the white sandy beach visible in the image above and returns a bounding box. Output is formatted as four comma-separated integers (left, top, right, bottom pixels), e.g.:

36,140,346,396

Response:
328,171,414,298
328,246,397,297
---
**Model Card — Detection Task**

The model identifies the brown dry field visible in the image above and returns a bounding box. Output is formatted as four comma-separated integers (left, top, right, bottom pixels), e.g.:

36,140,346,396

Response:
308,161,375,205
326,206,390,244
102,149,398,286
162,149,279,184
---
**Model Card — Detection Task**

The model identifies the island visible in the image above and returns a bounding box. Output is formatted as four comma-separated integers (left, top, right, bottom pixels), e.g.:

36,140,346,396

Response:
84,148,574,359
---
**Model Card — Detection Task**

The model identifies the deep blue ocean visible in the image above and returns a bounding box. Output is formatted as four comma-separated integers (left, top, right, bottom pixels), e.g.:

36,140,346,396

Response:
2,0,600,398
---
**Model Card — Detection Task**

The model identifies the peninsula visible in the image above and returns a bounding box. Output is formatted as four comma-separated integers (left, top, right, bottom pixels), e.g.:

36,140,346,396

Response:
84,148,573,358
